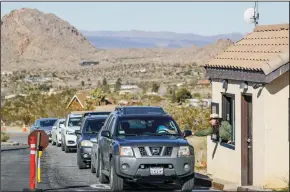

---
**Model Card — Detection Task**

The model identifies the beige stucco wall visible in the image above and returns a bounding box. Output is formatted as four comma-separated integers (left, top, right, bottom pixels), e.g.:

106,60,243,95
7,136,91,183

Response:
207,71,289,189
263,72,289,189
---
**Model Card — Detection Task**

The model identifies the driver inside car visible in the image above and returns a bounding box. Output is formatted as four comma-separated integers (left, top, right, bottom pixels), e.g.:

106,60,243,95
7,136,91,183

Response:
156,125,175,134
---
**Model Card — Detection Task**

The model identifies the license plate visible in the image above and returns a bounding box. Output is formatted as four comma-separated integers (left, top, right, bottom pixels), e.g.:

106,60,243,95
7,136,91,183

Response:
149,167,164,175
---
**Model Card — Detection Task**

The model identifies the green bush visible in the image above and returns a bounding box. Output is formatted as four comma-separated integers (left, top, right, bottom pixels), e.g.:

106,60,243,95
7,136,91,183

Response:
1,132,10,142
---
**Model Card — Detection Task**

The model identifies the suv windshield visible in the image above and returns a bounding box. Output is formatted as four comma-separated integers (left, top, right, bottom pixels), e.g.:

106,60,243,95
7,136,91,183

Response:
68,117,81,127
116,116,181,136
40,119,57,127
82,118,106,134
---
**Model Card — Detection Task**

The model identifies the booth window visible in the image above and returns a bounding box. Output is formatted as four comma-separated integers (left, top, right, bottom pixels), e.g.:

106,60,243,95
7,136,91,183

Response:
221,93,235,145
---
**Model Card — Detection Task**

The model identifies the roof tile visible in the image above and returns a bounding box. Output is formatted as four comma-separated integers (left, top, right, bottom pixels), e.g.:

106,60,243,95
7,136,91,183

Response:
204,24,289,74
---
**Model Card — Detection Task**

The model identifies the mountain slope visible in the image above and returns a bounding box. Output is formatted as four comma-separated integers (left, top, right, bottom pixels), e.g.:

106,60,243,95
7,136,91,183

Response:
1,8,98,70
82,30,243,49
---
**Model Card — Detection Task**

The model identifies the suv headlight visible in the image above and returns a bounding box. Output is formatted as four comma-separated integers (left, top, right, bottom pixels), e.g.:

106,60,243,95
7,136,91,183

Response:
120,146,134,157
66,131,75,135
178,146,190,157
80,140,93,147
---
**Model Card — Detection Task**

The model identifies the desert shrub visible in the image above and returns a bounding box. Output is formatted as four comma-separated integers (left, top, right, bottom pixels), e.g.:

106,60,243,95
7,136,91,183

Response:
162,103,210,131
1,132,10,142
1,89,75,126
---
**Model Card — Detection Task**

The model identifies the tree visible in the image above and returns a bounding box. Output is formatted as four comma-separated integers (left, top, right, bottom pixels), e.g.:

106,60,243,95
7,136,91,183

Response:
89,88,106,106
151,82,160,93
114,78,122,92
176,88,192,103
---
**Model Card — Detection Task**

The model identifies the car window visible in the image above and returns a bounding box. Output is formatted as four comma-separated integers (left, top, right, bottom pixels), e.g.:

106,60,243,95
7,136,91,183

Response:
59,120,65,128
103,115,113,130
82,118,106,133
116,116,180,136
68,117,82,127
108,117,115,133
40,119,57,127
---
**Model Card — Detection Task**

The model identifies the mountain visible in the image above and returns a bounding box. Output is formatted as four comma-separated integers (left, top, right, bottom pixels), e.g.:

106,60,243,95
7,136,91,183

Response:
1,8,235,92
81,30,243,49
1,8,98,70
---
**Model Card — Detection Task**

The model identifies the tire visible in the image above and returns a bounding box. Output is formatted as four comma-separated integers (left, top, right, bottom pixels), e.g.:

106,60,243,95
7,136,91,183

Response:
109,161,124,192
91,153,96,173
181,177,195,192
95,152,100,178
98,154,109,183
52,140,56,146
61,140,65,151
65,143,70,153
77,149,86,169
56,137,61,147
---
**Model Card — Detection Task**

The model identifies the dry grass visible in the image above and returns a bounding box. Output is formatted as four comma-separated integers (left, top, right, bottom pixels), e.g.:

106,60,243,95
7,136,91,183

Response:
187,136,207,168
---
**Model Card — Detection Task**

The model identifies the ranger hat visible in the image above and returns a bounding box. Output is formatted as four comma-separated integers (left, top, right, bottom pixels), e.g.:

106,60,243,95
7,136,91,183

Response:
210,113,220,120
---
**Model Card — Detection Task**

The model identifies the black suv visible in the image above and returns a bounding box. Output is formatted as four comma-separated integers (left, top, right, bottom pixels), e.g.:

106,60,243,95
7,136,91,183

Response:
94,106,195,192
75,115,108,169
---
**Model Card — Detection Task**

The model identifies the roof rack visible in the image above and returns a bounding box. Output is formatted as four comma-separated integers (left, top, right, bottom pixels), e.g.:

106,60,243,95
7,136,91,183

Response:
115,106,167,115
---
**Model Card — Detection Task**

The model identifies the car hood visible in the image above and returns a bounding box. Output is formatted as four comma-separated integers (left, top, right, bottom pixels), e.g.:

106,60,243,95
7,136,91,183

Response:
67,126,80,131
116,135,188,147
79,133,98,141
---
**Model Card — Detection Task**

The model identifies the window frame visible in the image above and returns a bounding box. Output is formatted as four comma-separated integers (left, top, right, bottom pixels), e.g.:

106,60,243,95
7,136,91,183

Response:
221,93,236,149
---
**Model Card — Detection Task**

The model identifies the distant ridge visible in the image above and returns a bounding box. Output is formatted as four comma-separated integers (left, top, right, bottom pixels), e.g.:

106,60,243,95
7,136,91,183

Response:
81,30,243,49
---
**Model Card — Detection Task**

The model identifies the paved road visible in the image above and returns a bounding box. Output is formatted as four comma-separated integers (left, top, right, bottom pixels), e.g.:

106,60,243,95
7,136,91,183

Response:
2,133,218,191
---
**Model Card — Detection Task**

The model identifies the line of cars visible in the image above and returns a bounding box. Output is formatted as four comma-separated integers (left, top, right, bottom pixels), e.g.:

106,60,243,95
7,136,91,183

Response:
31,106,196,192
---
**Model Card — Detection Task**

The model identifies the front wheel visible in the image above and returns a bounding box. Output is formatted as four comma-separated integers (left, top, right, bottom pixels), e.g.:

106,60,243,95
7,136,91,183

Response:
98,154,109,183
181,177,195,192
109,162,124,192
64,143,70,153
77,149,86,169
91,154,96,173
61,140,65,151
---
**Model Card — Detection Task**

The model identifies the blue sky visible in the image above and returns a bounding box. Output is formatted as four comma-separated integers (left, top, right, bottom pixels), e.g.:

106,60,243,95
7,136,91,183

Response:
1,2,289,35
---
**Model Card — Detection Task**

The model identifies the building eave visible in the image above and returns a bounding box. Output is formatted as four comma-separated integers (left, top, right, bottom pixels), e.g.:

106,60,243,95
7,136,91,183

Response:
204,62,289,83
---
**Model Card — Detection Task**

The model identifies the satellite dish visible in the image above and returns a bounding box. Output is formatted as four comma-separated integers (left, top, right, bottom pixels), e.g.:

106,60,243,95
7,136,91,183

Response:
244,8,256,24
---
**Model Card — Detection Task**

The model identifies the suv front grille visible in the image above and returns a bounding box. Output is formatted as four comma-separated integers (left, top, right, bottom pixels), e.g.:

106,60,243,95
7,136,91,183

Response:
138,147,147,156
164,147,173,156
138,146,173,157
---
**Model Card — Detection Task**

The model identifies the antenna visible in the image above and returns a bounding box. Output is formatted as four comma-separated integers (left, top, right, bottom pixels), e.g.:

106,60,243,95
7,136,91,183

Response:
244,1,259,26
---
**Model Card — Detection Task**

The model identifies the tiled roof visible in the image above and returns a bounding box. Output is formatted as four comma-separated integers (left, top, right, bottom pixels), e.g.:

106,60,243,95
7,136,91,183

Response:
204,24,289,75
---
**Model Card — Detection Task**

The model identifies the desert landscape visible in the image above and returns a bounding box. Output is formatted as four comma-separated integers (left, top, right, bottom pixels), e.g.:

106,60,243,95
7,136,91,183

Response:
1,8,237,96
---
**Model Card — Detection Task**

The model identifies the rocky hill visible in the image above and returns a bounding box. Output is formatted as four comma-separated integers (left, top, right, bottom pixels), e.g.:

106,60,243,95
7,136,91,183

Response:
1,8,234,94
1,8,98,71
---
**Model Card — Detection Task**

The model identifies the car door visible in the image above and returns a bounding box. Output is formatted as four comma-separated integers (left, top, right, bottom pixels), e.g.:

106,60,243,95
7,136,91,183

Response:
103,117,115,169
76,120,85,146
99,115,113,167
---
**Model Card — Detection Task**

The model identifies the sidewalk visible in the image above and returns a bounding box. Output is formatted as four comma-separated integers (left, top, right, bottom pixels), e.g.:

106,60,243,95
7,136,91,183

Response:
195,172,273,191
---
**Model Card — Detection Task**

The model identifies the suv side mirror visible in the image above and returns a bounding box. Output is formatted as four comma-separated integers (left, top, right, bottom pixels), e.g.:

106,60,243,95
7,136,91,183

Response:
75,130,81,135
90,138,98,144
101,130,110,138
59,124,64,128
183,130,192,138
